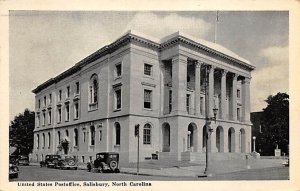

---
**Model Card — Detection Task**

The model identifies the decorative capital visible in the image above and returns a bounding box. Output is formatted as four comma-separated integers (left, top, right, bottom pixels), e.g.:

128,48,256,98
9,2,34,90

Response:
172,54,187,64
232,73,239,80
243,77,251,83
221,70,228,77
195,60,204,68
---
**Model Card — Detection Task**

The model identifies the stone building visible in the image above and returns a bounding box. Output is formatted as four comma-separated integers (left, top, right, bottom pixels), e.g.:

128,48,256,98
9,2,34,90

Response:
32,30,255,166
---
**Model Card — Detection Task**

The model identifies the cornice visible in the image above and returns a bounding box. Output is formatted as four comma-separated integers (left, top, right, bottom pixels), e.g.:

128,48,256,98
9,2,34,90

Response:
33,32,254,94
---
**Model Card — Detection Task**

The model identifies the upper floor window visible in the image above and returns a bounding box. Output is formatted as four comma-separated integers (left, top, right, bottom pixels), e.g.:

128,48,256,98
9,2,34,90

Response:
237,89,241,98
74,102,79,119
48,110,52,124
43,96,46,107
237,108,241,121
115,63,122,78
186,94,191,114
49,93,52,104
57,107,62,123
89,74,99,110
65,104,70,122
48,132,51,148
143,123,151,145
144,89,152,109
37,114,40,127
114,88,122,110
42,111,46,126
58,90,62,101
38,99,41,108
66,86,70,98
144,64,152,76
75,82,80,95
57,131,61,145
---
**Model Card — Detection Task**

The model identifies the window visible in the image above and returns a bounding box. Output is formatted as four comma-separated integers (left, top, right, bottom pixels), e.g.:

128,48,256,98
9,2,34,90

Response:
43,96,46,107
200,97,204,115
65,104,70,122
99,130,102,141
143,123,151,145
89,74,98,110
38,99,41,108
237,108,241,121
42,111,46,126
82,156,85,163
57,131,61,145
115,89,122,110
59,90,62,101
186,94,191,113
37,134,40,149
90,126,95,146
74,102,79,119
115,63,122,77
67,86,70,98
83,132,86,143
76,82,80,95
57,107,62,123
169,90,172,113
144,64,152,76
144,89,152,109
49,93,52,104
42,133,45,149
37,114,40,127
115,123,120,145
48,132,51,148
237,89,240,98
74,129,78,146
65,129,69,137
48,110,52,124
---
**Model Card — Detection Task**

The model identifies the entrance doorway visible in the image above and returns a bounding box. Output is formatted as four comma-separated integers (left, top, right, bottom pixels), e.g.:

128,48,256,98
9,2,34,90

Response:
228,127,235,152
216,126,224,152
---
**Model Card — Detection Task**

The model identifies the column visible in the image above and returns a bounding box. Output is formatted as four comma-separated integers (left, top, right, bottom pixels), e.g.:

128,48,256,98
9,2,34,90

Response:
211,126,217,152
172,55,188,115
220,70,228,119
208,66,215,117
195,61,202,116
231,74,238,121
242,77,251,122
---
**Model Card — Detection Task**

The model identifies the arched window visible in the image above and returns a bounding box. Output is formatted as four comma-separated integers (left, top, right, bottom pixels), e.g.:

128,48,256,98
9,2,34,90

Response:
57,131,61,145
89,74,98,104
48,132,51,148
90,126,95,146
65,129,69,137
143,123,151,145
37,134,40,149
74,129,78,146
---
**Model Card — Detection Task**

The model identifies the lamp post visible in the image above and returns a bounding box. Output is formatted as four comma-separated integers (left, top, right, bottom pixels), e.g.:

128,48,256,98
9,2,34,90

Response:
203,64,218,177
252,136,256,152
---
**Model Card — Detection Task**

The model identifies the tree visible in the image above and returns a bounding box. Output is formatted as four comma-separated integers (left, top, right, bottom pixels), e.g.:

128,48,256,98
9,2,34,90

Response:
260,92,289,155
9,109,35,155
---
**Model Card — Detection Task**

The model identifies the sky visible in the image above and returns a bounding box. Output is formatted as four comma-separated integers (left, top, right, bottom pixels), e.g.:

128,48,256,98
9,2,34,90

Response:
9,11,289,121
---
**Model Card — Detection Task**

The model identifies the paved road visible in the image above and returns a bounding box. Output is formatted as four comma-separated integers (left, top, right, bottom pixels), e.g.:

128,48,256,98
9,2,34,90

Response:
10,165,198,181
10,165,288,182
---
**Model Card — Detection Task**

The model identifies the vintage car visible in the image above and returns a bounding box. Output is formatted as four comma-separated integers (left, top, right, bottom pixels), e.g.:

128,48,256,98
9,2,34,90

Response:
87,152,120,173
9,155,19,179
40,154,61,168
55,155,78,170
18,155,30,166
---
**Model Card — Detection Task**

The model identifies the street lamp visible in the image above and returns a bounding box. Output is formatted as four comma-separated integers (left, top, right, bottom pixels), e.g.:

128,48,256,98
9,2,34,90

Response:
203,64,219,177
252,136,256,152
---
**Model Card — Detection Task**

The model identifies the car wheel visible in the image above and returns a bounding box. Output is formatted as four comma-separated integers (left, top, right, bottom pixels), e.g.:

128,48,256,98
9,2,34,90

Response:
109,161,118,171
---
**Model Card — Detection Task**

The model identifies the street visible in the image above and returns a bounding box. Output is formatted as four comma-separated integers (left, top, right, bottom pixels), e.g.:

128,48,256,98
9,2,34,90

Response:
10,165,288,181
10,165,198,181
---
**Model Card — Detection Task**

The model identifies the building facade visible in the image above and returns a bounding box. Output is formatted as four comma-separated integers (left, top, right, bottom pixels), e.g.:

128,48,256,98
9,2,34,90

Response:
32,31,255,166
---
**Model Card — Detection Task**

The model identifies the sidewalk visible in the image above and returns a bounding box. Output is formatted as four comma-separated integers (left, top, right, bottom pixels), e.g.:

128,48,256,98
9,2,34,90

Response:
120,158,286,178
